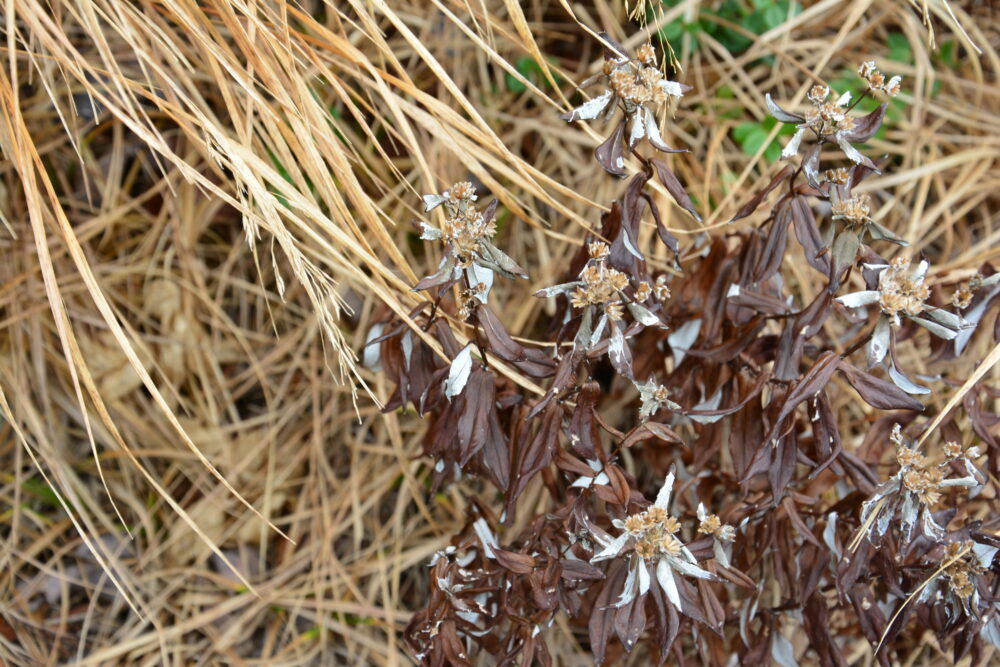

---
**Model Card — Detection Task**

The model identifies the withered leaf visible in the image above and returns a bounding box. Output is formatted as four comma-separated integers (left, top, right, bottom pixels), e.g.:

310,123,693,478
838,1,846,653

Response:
763,352,840,447
493,548,536,574
595,120,628,177
589,560,628,665
651,158,701,221
837,362,924,411
729,164,795,223
842,103,887,143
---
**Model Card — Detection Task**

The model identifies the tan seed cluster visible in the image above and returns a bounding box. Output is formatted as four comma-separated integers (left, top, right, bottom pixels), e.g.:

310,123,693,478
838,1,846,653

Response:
823,167,850,185
621,508,683,562
606,45,674,107
831,195,871,225
438,182,495,267
654,275,671,301
803,86,856,136
902,467,944,506
571,263,630,315
943,541,981,599
943,441,963,460
635,281,652,302
878,257,930,319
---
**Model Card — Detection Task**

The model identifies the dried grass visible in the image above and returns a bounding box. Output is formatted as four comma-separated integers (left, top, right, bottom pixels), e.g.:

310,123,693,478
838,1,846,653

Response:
0,0,997,663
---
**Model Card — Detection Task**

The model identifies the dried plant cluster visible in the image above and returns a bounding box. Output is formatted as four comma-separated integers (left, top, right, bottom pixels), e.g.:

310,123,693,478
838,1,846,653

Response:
367,41,1000,666
3,1,1000,665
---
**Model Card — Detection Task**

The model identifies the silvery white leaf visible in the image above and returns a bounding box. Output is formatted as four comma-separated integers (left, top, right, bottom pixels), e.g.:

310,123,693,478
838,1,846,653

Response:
473,517,498,559
836,290,880,308
888,363,930,395
765,93,805,124
868,315,891,367
913,259,929,283
587,459,602,472
644,106,674,152
628,301,664,328
771,632,798,667
629,110,647,148
363,322,384,370
713,539,730,568
668,318,702,366
924,307,963,330
980,273,1000,287
667,555,718,581
423,193,448,212
445,344,474,400
938,475,978,488
822,513,841,560
534,282,580,298
696,502,707,521
623,234,645,264
466,264,494,304
638,561,651,596
781,127,806,159
912,316,959,340
726,284,740,298
973,543,999,569
615,562,638,607
836,133,866,164
418,221,443,240
591,533,629,562
955,283,1000,354
862,263,890,272
657,559,682,611
654,470,675,510
563,91,614,122
980,616,1000,650
900,491,917,544
608,323,627,366
590,313,608,348
402,331,414,370
836,90,852,107
570,472,609,488
688,389,724,424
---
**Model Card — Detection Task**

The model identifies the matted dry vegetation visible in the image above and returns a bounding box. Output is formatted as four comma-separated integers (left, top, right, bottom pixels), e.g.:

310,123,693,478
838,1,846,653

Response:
0,0,998,665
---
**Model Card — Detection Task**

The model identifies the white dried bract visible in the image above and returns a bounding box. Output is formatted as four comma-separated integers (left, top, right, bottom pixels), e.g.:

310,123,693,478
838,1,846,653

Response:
585,472,718,611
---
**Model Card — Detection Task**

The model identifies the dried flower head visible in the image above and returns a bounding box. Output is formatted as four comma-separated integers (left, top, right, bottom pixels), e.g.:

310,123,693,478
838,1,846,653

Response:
417,183,528,301
824,167,850,184
831,194,871,226
590,473,718,611
766,64,892,167
837,257,965,372
858,425,982,548
561,34,687,174
944,441,963,460
636,378,681,420
654,274,672,301
859,60,902,97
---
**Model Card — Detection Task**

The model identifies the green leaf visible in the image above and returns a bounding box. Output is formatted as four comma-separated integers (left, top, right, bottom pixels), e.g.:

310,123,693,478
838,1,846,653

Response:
741,127,769,156
887,32,913,64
